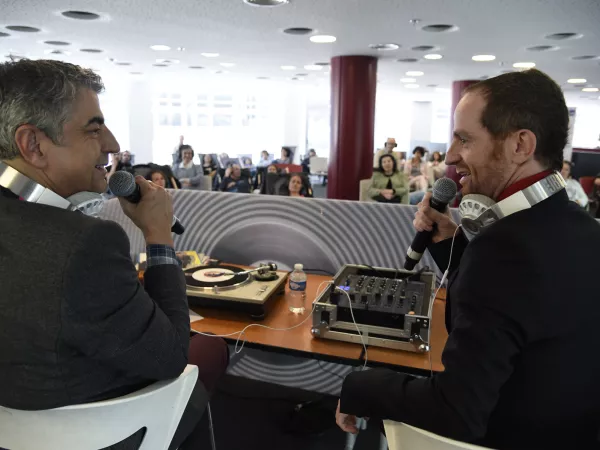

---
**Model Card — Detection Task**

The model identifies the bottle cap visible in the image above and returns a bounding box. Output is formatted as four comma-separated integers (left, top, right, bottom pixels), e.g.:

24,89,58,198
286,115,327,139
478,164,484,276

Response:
294,263,303,270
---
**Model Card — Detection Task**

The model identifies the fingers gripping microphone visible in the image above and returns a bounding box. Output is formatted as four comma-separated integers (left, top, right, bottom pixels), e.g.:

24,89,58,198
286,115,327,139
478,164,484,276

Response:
108,171,185,235
404,178,457,271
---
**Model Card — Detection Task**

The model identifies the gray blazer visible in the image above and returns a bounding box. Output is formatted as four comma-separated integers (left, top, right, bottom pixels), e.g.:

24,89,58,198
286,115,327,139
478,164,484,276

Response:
171,163,205,190
0,187,190,448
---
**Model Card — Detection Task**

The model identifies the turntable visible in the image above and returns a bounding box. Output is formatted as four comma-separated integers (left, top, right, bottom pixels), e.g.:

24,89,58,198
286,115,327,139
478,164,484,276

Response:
185,263,288,319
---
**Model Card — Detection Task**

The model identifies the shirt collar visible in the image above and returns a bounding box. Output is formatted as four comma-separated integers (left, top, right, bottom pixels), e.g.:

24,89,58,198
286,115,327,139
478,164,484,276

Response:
179,160,193,169
497,170,553,201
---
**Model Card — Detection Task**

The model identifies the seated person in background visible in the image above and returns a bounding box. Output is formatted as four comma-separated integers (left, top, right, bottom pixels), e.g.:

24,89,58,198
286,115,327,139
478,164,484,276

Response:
561,161,588,208
201,154,217,177
172,145,205,190
368,154,409,204
106,150,134,179
287,174,305,197
219,163,250,193
373,137,399,168
429,151,446,181
301,149,317,173
274,146,292,164
257,150,271,167
147,168,178,190
594,172,600,218
267,163,279,174
0,58,228,450
404,146,429,192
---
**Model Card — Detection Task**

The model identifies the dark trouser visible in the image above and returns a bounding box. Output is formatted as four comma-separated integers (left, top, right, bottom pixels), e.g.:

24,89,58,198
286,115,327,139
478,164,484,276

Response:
107,334,229,450
373,195,402,204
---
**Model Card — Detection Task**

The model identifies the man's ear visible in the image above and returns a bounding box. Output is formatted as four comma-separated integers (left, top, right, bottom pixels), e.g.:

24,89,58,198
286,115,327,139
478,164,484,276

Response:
14,125,49,169
511,129,537,164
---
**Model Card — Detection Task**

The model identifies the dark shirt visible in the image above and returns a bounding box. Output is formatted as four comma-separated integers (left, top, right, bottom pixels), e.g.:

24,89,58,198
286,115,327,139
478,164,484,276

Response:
385,177,393,190
219,176,250,193
202,163,217,175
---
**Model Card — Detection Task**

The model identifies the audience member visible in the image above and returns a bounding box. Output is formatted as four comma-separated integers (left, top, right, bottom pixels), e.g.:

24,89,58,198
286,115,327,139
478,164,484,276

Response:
560,161,588,208
373,137,399,168
429,151,446,182
287,174,305,197
257,150,271,168
302,149,317,173
0,58,228,450
368,154,409,204
106,150,134,179
274,147,292,164
172,145,205,190
147,168,178,190
267,164,279,174
404,146,429,192
201,154,217,177
594,173,600,218
219,163,250,193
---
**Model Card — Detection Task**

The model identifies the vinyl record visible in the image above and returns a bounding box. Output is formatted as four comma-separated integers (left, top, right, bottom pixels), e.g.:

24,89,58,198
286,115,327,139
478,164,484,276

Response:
185,265,251,291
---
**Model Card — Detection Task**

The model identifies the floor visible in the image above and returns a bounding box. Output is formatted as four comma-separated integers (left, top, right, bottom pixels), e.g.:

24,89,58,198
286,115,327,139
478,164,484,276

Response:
191,374,384,450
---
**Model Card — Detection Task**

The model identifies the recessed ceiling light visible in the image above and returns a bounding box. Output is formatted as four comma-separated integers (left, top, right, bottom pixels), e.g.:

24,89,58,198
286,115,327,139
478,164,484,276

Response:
427,84,438,88
156,59,180,64
472,54,496,62
177,47,186,51
400,77,416,82
568,78,587,83
44,49,71,55
214,70,228,74
115,62,132,66
424,54,443,60
153,64,168,67
421,24,458,33
80,48,103,53
314,62,330,67
189,66,204,69
44,40,71,46
526,45,559,52
130,72,144,76
283,27,314,35
513,62,536,68
295,73,308,77
405,84,419,89
150,45,171,51
406,71,424,76
412,45,437,52
6,26,40,33
545,32,582,40
369,43,400,51
572,55,600,61
310,35,336,44
61,11,100,20
257,76,270,80
201,52,219,58
281,65,296,70
582,87,599,92
0,32,10,37
220,62,235,67
244,0,289,6
397,58,419,63
304,64,323,71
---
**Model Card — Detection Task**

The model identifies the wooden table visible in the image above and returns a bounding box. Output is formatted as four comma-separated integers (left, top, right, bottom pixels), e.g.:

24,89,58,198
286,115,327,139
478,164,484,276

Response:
191,273,448,376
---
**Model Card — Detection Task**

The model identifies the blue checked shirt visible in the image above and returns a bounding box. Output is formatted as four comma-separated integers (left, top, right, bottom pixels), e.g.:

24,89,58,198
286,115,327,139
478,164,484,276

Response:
146,244,181,268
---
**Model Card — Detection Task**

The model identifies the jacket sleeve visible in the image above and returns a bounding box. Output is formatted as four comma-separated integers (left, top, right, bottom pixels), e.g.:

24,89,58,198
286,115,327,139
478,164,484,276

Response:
339,232,528,442
188,165,204,187
428,232,468,275
368,173,381,198
392,172,409,203
61,220,190,380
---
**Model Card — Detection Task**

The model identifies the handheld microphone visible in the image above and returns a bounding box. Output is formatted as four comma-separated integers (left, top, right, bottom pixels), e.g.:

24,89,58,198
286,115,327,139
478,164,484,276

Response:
108,171,185,235
404,177,457,271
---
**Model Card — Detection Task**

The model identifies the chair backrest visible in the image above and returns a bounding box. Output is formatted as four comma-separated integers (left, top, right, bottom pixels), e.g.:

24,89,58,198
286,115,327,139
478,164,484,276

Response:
580,176,596,196
359,178,373,202
309,157,328,173
0,365,198,450
275,163,303,173
383,421,491,450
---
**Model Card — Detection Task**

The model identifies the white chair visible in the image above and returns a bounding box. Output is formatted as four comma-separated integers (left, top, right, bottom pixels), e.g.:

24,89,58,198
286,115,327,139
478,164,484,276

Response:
0,365,199,450
383,421,492,450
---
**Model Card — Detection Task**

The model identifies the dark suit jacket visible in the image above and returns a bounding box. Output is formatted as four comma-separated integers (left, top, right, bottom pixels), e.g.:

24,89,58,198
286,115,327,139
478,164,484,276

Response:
0,187,190,447
341,191,600,450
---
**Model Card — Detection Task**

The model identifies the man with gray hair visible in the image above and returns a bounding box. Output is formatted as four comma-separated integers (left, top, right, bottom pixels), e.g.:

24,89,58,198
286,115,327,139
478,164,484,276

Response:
0,59,227,449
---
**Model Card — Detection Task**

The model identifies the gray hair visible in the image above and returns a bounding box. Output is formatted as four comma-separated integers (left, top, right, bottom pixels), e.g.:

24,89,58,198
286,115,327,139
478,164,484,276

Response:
0,59,104,160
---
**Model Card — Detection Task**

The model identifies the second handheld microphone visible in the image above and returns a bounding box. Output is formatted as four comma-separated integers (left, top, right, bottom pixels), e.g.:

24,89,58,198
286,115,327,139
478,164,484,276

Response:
108,170,185,235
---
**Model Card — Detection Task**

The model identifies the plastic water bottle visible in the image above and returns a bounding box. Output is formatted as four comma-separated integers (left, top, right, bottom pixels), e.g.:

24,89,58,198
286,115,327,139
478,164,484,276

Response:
288,263,307,314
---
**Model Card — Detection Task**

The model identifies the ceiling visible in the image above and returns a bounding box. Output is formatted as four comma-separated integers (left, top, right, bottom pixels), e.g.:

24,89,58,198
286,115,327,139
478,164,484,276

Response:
1,0,599,100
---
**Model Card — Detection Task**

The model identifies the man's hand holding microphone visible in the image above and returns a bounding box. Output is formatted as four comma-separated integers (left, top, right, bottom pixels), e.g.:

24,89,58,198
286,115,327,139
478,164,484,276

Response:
413,192,459,244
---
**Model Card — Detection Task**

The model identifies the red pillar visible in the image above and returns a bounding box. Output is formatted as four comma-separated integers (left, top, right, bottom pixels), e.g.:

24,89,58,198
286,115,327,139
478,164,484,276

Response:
446,80,479,203
327,55,378,200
